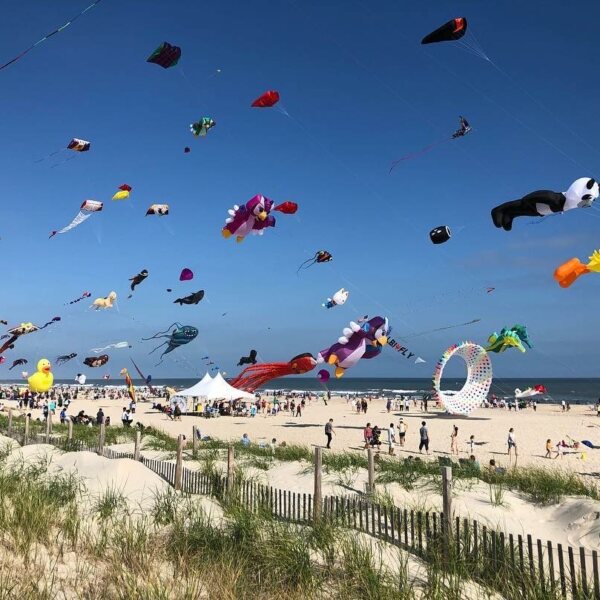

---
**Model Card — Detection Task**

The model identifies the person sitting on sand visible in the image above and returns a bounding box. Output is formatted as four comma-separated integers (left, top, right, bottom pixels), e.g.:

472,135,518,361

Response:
241,433,251,447
469,455,480,470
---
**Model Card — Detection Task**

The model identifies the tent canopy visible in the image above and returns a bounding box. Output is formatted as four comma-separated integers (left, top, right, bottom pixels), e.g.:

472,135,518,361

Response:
173,372,255,401
174,372,213,397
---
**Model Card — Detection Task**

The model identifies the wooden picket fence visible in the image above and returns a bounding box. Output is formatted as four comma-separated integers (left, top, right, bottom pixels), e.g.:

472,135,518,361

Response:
1,419,599,598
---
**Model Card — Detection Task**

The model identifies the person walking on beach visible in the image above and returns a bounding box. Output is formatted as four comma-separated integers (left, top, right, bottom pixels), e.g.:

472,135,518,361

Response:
363,422,372,449
419,421,429,455
387,422,396,455
398,418,407,447
361,399,368,414
507,427,517,460
450,425,459,456
468,434,475,455
561,400,566,412
295,403,302,417
386,398,392,413
545,438,553,458
325,419,334,449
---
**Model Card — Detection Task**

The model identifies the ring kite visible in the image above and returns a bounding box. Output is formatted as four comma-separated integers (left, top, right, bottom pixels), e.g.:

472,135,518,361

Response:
433,341,493,416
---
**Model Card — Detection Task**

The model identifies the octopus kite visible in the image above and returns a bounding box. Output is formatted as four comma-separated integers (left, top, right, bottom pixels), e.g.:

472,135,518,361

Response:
222,195,297,242
317,316,389,378
485,325,532,354
142,323,198,364
554,249,600,288
230,352,317,392
297,250,333,272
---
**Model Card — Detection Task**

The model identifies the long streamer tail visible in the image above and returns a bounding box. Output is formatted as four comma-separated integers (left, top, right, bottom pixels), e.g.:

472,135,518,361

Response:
389,137,450,173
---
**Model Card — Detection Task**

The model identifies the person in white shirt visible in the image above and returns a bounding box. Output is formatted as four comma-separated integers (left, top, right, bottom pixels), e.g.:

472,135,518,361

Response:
507,427,517,459
387,423,396,455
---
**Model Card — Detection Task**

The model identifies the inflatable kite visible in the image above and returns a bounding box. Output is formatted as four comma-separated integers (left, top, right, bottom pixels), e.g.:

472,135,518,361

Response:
323,288,349,309
238,350,257,366
179,268,193,281
142,323,198,364
92,291,117,310
317,369,330,383
430,226,451,244
297,250,333,272
129,269,149,292
28,359,53,393
83,355,109,368
56,353,77,365
147,42,181,68
174,290,204,305
433,342,493,416
422,17,467,44
485,325,532,354
317,316,389,378
120,368,136,402
67,138,91,152
554,249,600,288
0,323,40,355
184,147,191,153
251,90,280,107
66,292,91,305
131,358,158,395
190,118,216,137
91,342,130,353
491,178,599,231
75,374,87,385
50,200,103,238
515,385,546,399
146,204,169,216
9,358,27,370
222,195,297,242
390,116,471,171
230,352,317,392
112,184,132,200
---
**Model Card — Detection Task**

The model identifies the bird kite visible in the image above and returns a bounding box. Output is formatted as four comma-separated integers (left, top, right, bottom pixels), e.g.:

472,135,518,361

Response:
112,184,132,200
174,290,204,305
297,250,333,272
554,249,600,288
50,200,103,238
251,90,280,107
147,42,181,69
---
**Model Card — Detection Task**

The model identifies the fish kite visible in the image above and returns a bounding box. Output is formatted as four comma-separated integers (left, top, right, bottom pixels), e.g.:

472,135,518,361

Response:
142,323,198,364
492,178,599,231
112,184,132,200
66,291,91,305
55,353,77,365
179,268,193,281
92,291,117,309
238,349,258,366
83,355,109,368
251,90,280,107
190,118,216,137
174,290,204,305
9,358,27,370
297,250,333,272
222,195,297,242
146,42,181,69
50,200,103,238
485,325,532,354
146,204,169,216
91,341,130,353
230,352,317,392
323,288,349,309
554,249,600,288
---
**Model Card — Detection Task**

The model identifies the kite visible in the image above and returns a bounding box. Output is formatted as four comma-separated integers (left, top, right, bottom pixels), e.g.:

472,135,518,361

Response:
238,350,258,366
67,138,91,152
130,358,158,395
91,342,130,353
50,200,103,238
83,355,109,368
251,90,280,108
39,317,61,329
317,369,330,383
120,368,136,402
317,316,389,378
9,358,27,370
174,290,205,305
485,325,532,354
297,250,333,272
430,226,451,244
146,42,181,69
166,289,173,293
112,184,132,200
230,352,317,392
486,287,496,294
184,147,191,153
179,268,193,281
142,323,198,364
75,374,87,384
129,269,149,292
146,204,169,216
28,359,53,393
323,288,349,309
103,374,110,380
515,385,547,399
56,353,77,365
554,249,600,288
222,195,297,242
0,0,103,71
0,357,4,364
66,291,91,305
492,178,599,231
92,291,117,310
0,320,7,325
0,322,40,355
390,116,471,171
422,17,467,44
190,118,216,137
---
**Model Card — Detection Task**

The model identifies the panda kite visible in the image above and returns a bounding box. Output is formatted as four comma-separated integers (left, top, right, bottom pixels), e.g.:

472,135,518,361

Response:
491,177,599,231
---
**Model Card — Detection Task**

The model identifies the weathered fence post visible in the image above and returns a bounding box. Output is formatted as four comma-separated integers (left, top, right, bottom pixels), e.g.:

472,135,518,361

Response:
227,445,235,493
174,434,185,491
367,448,375,495
442,466,452,563
313,446,323,521
97,422,106,455
192,425,199,457
134,430,141,461
67,419,73,442
24,414,30,444
45,411,52,443
7,408,13,434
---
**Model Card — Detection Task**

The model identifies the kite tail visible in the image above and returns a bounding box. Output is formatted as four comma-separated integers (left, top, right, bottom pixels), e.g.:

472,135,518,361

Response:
296,259,316,274
148,341,168,356
389,137,450,173
142,323,181,341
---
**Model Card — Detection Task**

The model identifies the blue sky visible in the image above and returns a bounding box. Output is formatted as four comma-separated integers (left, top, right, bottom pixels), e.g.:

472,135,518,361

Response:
1,0,599,380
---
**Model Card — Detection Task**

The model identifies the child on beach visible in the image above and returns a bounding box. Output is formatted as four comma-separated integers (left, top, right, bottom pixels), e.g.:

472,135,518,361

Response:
507,428,517,459
450,425,459,456
468,434,475,455
545,439,553,458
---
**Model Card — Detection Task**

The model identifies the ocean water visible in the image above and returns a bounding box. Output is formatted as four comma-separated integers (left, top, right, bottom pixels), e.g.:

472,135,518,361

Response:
32,377,600,405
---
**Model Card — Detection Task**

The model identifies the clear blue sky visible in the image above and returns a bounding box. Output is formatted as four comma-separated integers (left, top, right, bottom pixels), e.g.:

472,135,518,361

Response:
1,0,599,380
